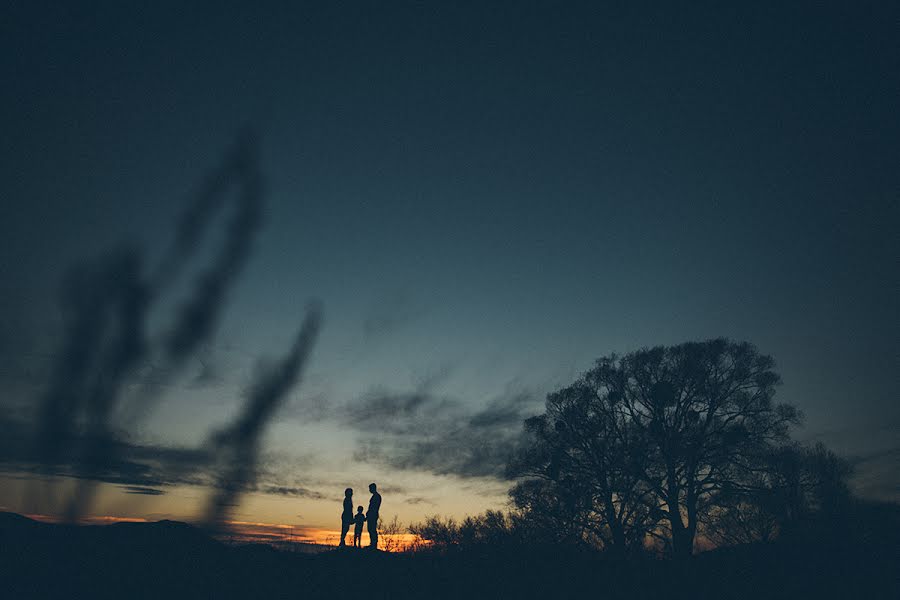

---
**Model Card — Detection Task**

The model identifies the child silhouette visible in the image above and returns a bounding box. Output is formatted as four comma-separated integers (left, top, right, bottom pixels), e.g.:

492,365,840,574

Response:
352,506,366,548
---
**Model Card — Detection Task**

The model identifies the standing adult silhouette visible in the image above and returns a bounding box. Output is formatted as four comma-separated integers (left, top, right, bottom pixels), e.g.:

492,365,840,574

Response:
339,488,353,546
366,482,382,550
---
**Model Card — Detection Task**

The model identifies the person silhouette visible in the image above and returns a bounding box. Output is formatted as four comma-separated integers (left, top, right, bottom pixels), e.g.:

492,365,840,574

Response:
366,482,381,549
352,506,366,548
339,488,353,546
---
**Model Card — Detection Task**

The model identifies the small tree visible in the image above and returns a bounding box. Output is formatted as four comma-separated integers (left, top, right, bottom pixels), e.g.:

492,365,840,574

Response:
378,515,406,552
763,442,853,530
409,515,461,551
408,511,517,551
706,441,852,546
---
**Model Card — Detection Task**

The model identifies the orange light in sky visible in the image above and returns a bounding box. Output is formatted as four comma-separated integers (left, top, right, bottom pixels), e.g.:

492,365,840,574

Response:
22,513,417,552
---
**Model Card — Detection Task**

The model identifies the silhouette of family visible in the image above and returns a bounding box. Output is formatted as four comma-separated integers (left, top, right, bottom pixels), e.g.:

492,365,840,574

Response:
339,483,381,549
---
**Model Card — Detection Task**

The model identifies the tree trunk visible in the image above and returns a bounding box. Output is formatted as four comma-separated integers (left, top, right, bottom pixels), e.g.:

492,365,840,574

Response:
609,520,627,558
681,486,698,558
670,513,693,558
605,497,627,559
666,465,693,559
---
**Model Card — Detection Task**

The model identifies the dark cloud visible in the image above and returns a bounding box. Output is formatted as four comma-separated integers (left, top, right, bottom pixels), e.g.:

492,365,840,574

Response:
0,415,214,489
356,427,524,480
348,389,539,480
342,389,460,435
2,414,331,504
468,392,534,429
278,377,541,482
282,376,539,480
375,485,408,495
299,366,459,435
260,486,326,500
121,486,166,496
404,496,434,505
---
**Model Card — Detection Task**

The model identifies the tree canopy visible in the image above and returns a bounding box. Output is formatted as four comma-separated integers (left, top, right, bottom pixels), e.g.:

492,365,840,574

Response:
509,338,819,557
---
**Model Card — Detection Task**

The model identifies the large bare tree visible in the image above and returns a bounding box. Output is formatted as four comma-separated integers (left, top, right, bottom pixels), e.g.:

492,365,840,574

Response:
582,338,800,557
511,338,801,558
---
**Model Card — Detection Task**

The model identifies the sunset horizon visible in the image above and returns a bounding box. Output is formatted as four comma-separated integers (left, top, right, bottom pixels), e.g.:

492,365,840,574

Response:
1,2,896,598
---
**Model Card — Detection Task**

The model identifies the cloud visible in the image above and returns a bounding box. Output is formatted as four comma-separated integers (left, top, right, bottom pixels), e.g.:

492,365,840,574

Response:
2,414,333,504
375,485,408,495
355,426,523,479
0,415,214,489
121,486,166,496
260,486,326,500
404,496,434,505
346,387,540,480
468,392,534,429
341,389,461,435
279,373,540,481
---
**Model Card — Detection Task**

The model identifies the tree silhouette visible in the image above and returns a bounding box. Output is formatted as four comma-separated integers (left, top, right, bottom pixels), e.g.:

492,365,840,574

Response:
378,515,406,552
508,381,660,555
585,339,800,556
704,441,852,546
511,338,802,557
408,510,518,551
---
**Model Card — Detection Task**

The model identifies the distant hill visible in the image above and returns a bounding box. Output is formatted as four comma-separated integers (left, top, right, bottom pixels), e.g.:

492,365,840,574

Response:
0,511,48,530
1,511,896,599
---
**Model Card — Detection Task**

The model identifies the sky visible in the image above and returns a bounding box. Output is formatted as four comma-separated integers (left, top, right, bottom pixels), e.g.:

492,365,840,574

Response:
0,1,897,541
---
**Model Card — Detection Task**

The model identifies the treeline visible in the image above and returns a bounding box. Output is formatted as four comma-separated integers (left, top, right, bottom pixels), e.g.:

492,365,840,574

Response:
412,339,864,558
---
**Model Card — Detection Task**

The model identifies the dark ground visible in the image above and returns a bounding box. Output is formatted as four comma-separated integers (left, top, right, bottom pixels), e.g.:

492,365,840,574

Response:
1,511,896,599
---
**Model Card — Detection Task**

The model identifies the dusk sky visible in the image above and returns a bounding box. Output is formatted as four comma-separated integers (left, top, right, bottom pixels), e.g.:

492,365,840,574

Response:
1,1,897,542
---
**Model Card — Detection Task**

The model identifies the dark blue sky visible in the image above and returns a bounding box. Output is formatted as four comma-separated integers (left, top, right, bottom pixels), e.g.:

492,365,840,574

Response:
1,1,897,521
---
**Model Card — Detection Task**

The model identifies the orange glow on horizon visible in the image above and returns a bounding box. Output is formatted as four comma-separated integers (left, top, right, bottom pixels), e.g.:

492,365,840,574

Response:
24,513,149,525
222,520,420,551
21,513,418,551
